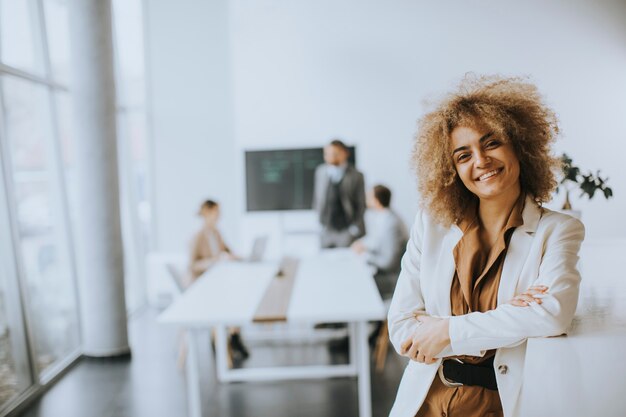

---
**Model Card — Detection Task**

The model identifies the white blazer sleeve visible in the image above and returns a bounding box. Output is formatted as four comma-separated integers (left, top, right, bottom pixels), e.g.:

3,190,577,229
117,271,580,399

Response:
387,212,426,355
448,217,585,355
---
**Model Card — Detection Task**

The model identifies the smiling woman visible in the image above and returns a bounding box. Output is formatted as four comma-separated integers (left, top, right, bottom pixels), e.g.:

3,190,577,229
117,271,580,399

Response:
387,75,585,417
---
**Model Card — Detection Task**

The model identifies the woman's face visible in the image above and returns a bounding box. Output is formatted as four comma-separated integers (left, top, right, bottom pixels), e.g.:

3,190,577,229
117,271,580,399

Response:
201,206,220,226
450,125,521,202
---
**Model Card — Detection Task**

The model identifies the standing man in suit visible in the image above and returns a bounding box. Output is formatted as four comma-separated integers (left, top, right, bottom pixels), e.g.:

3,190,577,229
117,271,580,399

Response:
352,185,408,300
313,139,366,248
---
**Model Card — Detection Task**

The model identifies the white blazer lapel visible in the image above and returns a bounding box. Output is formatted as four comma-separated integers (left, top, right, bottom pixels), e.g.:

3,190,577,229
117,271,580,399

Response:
497,196,542,305
433,226,463,316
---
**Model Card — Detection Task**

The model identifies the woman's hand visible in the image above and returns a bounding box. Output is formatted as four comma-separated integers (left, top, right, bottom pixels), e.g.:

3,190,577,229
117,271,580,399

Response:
508,285,549,307
400,315,450,364
398,285,549,364
350,240,366,254
220,252,240,261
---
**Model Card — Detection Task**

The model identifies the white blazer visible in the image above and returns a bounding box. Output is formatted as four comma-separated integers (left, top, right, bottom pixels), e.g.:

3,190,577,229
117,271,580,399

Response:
388,196,585,417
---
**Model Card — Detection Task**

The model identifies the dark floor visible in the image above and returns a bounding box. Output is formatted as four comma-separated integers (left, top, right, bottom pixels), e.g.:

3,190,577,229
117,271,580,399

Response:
16,308,406,417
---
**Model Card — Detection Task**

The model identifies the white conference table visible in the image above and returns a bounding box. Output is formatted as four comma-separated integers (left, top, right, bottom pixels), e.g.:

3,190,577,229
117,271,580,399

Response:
518,239,626,417
159,249,385,417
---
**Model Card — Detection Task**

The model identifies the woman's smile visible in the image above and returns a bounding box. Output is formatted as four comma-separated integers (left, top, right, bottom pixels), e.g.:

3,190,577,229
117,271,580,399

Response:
475,167,504,182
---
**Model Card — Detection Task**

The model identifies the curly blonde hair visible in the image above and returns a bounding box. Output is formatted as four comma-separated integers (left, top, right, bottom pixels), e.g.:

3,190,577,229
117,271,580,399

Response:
413,75,560,227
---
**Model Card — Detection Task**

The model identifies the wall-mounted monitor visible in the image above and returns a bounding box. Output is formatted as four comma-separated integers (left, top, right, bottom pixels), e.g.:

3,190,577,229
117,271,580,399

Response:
245,147,356,211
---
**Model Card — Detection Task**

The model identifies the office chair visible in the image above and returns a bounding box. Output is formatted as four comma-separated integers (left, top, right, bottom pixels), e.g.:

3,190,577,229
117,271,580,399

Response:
166,263,187,294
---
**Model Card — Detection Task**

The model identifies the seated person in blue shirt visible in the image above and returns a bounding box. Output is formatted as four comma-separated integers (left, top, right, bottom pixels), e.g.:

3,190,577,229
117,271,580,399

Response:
351,185,409,300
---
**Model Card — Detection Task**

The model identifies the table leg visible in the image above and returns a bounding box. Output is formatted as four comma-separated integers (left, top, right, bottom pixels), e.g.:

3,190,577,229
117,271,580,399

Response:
185,329,202,417
214,325,229,382
356,321,372,417
349,322,357,367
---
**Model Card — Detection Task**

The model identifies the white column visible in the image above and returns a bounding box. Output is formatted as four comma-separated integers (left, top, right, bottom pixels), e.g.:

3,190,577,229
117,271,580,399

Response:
68,0,129,356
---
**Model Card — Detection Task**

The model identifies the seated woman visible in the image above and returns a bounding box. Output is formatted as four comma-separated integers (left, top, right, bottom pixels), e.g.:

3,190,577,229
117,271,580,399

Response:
189,199,248,360
388,76,584,417
189,199,236,281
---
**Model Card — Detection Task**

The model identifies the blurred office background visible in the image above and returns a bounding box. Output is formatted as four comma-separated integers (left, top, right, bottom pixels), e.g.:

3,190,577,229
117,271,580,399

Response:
0,0,625,416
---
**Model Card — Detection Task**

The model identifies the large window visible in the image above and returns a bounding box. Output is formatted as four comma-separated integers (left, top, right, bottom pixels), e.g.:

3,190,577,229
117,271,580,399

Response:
0,0,81,407
0,171,32,416
0,0,45,76
43,0,71,84
2,76,80,376
0,0,151,414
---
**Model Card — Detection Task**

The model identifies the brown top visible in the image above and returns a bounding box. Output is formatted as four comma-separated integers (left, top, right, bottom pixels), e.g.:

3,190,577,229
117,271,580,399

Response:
415,194,525,417
189,227,231,281
450,192,525,364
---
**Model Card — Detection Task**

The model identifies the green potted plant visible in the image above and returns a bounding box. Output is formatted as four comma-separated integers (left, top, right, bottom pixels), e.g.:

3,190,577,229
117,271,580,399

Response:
557,153,613,211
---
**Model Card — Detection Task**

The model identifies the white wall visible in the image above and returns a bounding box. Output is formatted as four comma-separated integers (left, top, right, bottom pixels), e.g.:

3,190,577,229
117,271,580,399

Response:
146,0,626,256
145,0,237,252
